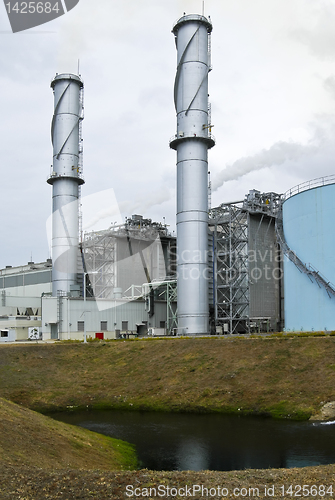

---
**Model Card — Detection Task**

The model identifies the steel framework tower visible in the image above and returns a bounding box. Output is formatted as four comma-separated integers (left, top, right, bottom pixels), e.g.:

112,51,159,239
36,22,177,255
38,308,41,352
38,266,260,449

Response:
209,192,282,334
48,73,84,296
210,204,249,334
170,14,215,335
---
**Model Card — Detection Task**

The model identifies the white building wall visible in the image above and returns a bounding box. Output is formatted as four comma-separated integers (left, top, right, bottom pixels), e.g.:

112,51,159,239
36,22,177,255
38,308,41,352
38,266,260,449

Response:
42,296,168,341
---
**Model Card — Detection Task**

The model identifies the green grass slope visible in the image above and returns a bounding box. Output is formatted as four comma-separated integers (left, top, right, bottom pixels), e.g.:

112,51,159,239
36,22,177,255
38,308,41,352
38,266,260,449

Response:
0,336,334,419
0,397,137,470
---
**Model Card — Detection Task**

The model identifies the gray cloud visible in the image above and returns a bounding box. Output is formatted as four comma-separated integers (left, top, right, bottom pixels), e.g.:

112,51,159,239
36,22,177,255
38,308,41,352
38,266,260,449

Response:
290,3,335,59
324,76,335,99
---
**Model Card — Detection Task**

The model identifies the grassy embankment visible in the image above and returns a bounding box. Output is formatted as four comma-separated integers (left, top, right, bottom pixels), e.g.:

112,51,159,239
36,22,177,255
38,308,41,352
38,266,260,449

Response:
0,397,137,471
1,336,335,499
1,335,335,419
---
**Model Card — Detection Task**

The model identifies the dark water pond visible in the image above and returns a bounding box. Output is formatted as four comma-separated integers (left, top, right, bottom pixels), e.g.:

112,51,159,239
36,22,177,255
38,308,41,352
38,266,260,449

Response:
48,410,335,471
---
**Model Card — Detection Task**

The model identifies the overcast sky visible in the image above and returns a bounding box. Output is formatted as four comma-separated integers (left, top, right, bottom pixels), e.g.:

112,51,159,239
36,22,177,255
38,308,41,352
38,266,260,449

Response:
1,0,335,268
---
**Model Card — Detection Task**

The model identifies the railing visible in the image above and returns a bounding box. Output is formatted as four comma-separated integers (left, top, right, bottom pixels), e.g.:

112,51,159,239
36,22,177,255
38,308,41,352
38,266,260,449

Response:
47,171,85,183
122,285,143,300
169,132,216,144
283,175,335,201
172,14,213,29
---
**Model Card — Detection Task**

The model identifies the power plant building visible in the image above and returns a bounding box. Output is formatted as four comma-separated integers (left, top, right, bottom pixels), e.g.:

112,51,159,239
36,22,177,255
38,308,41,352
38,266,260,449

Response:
83,215,176,300
1,16,334,341
209,190,282,334
0,220,177,342
41,215,177,340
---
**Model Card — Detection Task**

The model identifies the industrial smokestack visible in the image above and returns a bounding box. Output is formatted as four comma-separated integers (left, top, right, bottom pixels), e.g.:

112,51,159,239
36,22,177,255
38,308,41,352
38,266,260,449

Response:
48,73,84,296
170,14,215,335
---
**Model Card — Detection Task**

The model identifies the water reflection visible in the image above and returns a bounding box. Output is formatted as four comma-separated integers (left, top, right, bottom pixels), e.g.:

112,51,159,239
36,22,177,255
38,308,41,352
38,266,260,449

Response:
177,439,209,470
47,410,335,472
317,420,335,426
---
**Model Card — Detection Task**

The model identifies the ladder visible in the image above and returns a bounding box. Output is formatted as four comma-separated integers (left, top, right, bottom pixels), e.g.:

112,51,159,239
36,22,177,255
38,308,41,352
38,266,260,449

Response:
208,32,212,70
78,86,84,243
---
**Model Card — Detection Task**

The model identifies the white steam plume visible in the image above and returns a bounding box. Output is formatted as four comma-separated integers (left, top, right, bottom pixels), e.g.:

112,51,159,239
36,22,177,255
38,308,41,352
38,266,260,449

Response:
212,140,318,191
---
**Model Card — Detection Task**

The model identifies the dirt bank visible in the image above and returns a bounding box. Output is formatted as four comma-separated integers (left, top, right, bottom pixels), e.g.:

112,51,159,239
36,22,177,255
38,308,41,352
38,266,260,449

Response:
1,463,335,499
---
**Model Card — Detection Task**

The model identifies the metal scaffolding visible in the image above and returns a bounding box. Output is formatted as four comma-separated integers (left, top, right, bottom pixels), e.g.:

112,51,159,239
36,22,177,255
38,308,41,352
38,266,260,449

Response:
82,216,175,300
83,230,116,299
210,190,281,334
210,204,249,334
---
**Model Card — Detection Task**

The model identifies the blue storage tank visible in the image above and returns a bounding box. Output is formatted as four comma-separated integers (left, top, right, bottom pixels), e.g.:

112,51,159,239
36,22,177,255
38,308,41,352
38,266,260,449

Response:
283,179,335,331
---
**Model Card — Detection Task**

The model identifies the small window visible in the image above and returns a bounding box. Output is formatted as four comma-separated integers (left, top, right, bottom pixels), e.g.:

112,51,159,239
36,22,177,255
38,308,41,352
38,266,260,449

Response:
1,330,8,338
100,321,107,331
160,321,165,328
77,321,84,332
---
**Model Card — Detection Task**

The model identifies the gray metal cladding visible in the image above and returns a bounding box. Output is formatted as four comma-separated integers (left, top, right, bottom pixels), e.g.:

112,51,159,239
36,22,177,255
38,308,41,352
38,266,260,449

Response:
248,214,281,330
0,270,52,289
